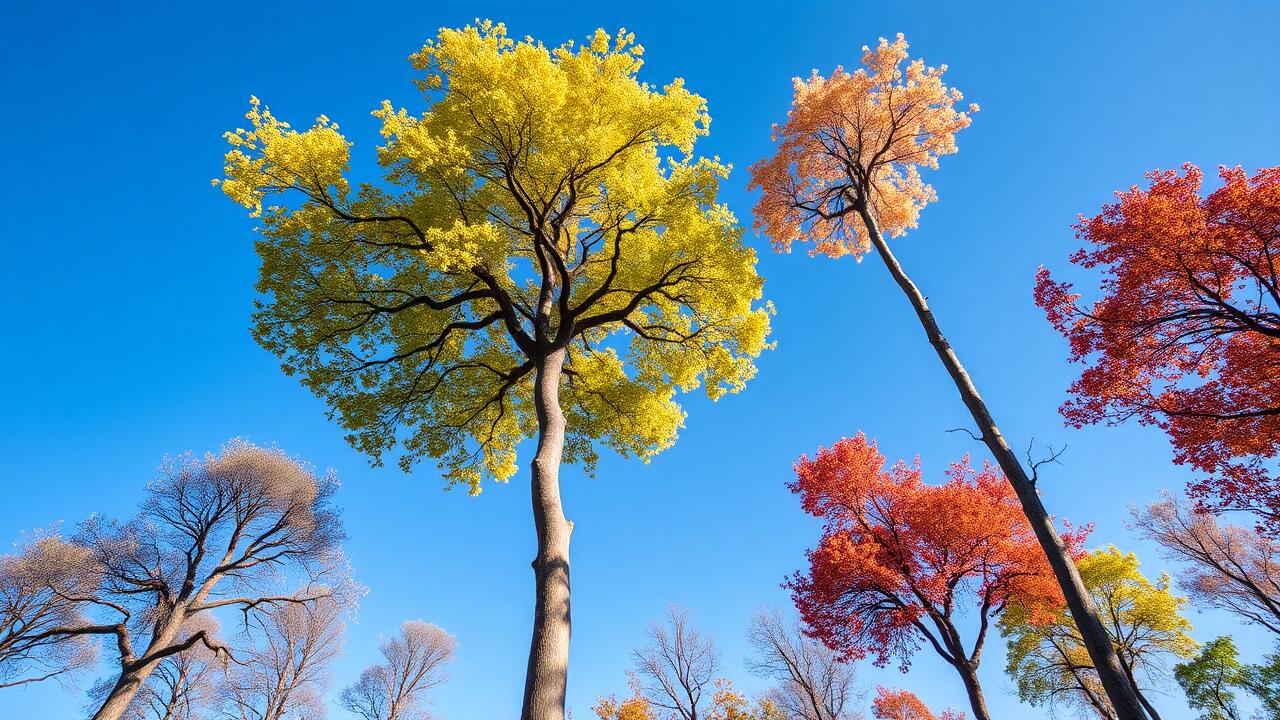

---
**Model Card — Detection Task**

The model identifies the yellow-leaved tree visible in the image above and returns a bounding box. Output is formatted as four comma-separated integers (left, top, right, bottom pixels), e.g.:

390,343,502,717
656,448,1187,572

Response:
1000,547,1198,720
218,21,772,720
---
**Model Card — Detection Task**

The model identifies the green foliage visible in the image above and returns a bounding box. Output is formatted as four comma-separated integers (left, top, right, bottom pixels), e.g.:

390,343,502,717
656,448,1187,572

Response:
1176,637,1244,720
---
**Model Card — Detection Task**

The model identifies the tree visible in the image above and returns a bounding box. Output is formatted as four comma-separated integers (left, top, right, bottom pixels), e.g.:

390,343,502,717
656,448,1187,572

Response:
748,32,1147,720
0,528,100,689
1035,165,1280,531
595,692,660,720
1132,494,1280,634
788,433,1068,720
869,688,964,720
41,441,345,720
746,608,860,720
630,606,721,720
1001,547,1198,720
1175,637,1244,720
217,22,771,720
222,593,345,720
339,620,455,720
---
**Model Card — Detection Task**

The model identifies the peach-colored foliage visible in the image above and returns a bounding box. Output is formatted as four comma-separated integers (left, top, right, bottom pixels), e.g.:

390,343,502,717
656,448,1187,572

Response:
749,34,976,258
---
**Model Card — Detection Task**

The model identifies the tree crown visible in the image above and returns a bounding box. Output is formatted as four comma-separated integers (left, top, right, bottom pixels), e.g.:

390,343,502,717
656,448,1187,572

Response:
749,34,977,258
218,21,772,492
788,433,1070,670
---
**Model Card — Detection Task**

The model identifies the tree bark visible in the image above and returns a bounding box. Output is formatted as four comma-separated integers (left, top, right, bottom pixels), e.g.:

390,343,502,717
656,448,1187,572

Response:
520,348,573,720
91,612,185,720
954,661,991,720
858,208,1152,720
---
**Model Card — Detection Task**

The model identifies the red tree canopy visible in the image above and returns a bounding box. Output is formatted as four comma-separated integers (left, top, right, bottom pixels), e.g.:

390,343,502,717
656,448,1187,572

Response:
788,434,1076,672
1036,165,1280,529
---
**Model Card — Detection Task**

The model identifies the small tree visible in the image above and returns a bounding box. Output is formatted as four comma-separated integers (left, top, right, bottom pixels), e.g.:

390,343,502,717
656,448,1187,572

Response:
1175,637,1244,720
222,593,345,720
749,33,1146,720
1036,166,1280,531
0,529,99,689
788,433,1068,720
631,606,720,720
218,22,771,720
1132,494,1280,634
746,608,860,720
1001,547,1198,720
339,621,455,720
33,441,345,720
870,689,964,720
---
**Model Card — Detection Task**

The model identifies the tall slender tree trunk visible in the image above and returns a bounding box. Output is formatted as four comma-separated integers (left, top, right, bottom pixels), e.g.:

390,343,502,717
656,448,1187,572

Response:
857,208,1151,720
520,347,573,720
954,661,991,720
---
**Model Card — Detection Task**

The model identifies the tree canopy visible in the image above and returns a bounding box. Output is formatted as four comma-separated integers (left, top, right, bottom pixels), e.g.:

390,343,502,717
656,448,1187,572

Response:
219,21,772,493
1037,165,1280,530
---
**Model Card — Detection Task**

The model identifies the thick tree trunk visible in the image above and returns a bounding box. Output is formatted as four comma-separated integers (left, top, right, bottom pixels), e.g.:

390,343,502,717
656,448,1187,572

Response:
92,673,148,720
954,662,991,720
858,209,1151,720
520,348,573,720
91,613,185,720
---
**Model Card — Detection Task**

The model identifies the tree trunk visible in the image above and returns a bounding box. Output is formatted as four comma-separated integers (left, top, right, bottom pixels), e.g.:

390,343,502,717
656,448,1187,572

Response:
91,613,184,720
858,208,1151,720
954,661,991,720
520,348,573,720
92,673,147,720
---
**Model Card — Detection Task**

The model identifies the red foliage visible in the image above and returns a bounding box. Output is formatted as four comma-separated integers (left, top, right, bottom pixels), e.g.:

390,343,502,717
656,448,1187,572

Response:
787,434,1078,672
1036,165,1280,530
871,688,966,720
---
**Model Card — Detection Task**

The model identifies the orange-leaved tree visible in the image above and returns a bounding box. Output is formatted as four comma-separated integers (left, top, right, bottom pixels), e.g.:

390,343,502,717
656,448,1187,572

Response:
749,33,1150,719
787,433,1073,720
1036,165,1280,533
871,688,966,720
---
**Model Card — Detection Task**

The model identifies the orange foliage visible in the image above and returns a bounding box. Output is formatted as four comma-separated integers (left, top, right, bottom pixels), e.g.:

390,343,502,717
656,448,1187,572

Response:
788,434,1080,671
748,34,977,258
1036,165,1280,530
872,688,966,720
593,694,657,720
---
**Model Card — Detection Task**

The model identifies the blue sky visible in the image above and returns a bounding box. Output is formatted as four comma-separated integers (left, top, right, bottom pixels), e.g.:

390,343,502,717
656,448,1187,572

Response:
2,2,1278,719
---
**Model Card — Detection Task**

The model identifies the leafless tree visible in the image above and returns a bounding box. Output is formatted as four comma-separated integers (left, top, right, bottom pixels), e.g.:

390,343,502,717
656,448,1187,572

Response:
23,441,346,720
0,528,100,688
630,606,720,720
221,592,345,720
746,609,861,720
339,621,456,720
1132,493,1280,633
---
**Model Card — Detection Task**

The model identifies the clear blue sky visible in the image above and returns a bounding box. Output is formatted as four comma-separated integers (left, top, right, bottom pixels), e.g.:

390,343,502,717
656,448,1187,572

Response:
2,2,1278,719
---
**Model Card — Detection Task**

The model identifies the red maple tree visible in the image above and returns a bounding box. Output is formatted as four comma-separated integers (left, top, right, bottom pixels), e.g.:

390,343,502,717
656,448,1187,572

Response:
1036,165,1280,530
788,434,1080,720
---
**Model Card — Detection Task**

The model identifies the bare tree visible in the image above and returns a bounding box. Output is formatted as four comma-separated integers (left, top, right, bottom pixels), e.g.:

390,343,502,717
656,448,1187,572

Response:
630,606,719,720
1133,494,1280,633
746,609,861,720
0,528,101,689
221,592,345,720
339,621,456,720
25,441,346,720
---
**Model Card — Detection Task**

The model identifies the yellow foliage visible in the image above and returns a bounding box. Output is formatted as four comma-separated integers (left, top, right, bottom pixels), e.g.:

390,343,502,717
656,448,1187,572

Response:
218,21,771,493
